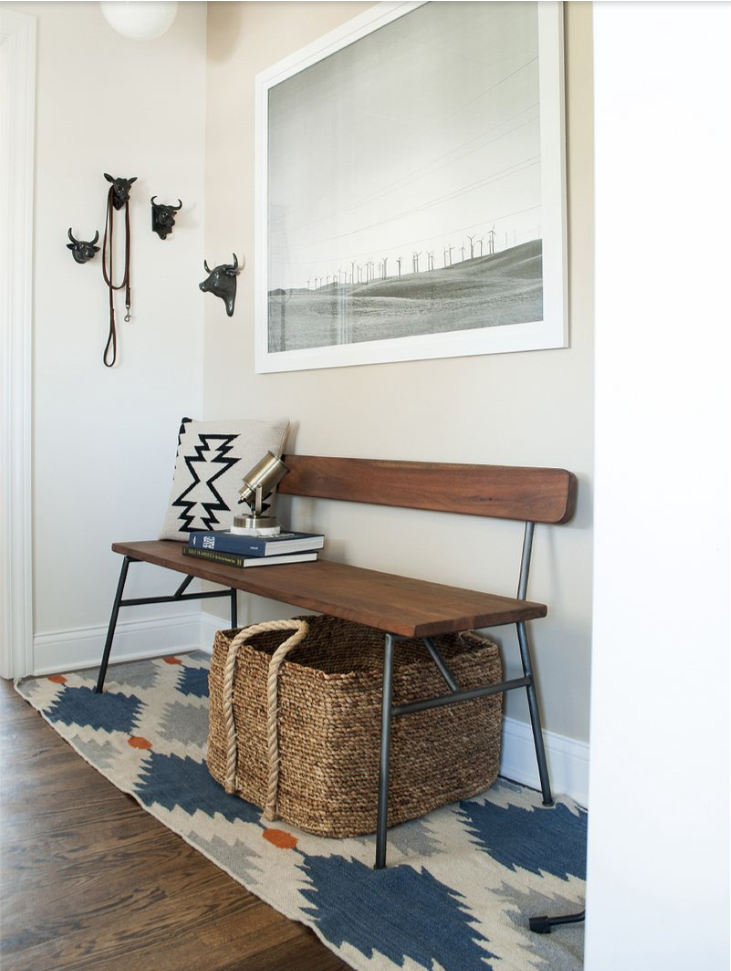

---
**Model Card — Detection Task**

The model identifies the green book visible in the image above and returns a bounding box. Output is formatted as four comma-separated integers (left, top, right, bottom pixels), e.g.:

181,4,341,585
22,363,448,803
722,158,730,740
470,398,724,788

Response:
182,546,317,569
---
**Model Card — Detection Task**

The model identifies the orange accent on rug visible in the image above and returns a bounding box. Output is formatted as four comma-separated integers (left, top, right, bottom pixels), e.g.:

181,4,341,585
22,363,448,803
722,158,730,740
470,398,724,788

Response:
163,656,182,665
48,675,67,684
128,736,153,750
262,828,298,850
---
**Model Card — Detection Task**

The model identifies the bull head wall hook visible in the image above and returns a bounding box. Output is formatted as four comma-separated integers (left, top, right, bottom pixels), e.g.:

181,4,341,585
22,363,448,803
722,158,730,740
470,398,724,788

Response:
67,228,100,264
200,253,243,317
151,196,183,240
104,173,137,210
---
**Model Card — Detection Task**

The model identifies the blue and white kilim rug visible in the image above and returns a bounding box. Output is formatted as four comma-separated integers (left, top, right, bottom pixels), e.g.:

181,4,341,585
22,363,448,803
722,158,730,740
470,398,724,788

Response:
16,652,586,971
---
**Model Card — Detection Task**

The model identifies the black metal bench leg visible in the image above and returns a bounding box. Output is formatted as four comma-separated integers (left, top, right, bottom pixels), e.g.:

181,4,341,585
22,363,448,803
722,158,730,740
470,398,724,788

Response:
95,556,134,694
516,620,553,805
375,633,396,869
530,909,585,933
230,588,238,628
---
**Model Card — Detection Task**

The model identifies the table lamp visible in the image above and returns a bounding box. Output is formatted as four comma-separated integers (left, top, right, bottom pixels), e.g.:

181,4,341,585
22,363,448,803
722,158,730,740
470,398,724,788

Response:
231,452,289,536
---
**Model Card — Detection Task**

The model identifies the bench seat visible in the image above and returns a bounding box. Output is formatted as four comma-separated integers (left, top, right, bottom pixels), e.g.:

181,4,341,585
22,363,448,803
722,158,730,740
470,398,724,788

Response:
112,539,547,639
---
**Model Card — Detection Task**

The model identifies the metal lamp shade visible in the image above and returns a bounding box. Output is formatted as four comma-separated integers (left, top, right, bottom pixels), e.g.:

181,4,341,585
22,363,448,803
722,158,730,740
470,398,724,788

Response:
233,452,289,535
238,452,289,510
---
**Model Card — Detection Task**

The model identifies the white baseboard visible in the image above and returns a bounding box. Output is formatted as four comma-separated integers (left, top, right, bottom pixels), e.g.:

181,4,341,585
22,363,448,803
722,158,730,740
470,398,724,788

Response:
32,612,204,677
199,609,228,650
32,610,590,807
500,716,589,808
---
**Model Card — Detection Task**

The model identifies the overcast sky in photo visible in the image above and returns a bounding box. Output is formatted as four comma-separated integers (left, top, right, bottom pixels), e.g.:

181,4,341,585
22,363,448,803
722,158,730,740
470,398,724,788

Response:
267,1,541,291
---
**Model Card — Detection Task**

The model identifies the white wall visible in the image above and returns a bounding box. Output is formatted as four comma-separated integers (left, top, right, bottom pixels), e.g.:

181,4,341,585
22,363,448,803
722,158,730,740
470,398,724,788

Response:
586,3,730,968
204,2,595,753
1,1,207,673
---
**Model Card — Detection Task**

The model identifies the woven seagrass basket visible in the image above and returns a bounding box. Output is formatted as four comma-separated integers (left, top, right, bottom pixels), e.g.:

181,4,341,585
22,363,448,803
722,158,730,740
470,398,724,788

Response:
207,615,503,838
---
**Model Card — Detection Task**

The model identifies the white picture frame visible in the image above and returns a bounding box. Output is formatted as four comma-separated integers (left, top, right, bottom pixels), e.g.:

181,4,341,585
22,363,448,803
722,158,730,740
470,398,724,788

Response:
255,1,567,373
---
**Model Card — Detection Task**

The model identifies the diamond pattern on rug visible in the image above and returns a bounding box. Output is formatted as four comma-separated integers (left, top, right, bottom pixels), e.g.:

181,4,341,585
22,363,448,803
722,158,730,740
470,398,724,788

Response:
300,854,497,971
100,660,164,691
136,751,262,824
458,798,587,881
176,664,209,699
372,816,444,860
73,736,120,770
45,684,143,735
157,700,209,748
190,830,264,884
497,882,585,970
15,652,586,971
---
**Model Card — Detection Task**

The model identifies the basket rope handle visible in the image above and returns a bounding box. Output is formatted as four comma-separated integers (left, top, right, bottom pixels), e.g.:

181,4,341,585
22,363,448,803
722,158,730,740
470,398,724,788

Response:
222,618,310,820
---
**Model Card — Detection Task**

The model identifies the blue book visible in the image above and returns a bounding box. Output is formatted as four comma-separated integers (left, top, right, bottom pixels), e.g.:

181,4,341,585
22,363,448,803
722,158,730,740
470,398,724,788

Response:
188,529,325,557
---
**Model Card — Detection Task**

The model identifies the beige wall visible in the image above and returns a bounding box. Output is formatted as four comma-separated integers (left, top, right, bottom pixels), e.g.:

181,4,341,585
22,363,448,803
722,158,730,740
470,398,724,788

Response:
204,2,594,743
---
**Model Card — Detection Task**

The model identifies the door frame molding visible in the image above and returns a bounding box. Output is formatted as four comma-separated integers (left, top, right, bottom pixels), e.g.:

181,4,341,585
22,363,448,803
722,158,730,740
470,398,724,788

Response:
1,8,36,679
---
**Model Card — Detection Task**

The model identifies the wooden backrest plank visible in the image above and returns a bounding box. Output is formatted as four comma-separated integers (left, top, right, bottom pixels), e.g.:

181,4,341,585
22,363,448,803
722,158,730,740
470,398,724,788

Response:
280,455,577,524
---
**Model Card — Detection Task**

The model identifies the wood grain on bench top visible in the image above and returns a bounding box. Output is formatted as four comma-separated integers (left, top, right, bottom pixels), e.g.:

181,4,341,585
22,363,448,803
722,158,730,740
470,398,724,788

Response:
112,540,547,639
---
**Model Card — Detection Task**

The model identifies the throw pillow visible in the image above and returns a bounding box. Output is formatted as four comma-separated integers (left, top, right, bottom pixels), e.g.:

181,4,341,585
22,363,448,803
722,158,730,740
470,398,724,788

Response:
160,417,290,541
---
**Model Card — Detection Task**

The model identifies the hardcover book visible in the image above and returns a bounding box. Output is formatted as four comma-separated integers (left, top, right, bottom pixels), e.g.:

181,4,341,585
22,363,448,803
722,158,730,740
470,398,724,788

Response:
188,529,324,557
182,546,318,568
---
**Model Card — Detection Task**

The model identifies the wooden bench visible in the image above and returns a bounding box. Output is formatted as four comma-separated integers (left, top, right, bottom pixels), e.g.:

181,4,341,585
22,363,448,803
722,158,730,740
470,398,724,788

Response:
96,455,577,868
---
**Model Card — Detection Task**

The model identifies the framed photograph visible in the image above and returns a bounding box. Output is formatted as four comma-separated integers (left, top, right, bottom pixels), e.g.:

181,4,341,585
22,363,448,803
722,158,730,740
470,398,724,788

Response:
255,1,567,373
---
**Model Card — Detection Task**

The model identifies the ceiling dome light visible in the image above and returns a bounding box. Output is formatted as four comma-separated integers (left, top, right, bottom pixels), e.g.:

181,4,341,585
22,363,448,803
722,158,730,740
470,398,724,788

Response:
100,2,178,41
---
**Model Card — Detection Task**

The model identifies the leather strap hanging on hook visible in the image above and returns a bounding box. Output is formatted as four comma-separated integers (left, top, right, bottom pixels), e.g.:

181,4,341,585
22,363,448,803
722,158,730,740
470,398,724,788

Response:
101,187,131,368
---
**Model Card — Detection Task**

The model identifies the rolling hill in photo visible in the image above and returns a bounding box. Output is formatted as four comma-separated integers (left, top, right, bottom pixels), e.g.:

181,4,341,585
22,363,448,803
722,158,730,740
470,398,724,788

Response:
268,240,543,353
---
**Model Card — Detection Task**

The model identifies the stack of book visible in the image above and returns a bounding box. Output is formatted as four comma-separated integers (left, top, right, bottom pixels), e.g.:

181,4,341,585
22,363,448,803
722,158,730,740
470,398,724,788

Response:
183,530,325,569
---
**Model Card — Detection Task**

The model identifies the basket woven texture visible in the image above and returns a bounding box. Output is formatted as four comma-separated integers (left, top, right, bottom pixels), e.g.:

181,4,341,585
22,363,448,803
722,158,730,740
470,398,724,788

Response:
207,615,504,838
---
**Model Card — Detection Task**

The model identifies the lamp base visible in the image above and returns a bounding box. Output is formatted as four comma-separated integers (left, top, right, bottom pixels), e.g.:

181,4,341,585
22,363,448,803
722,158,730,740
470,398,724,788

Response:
231,514,282,537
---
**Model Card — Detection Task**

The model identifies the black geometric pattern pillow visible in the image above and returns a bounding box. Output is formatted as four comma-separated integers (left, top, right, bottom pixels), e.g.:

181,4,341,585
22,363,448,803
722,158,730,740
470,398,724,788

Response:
159,417,290,541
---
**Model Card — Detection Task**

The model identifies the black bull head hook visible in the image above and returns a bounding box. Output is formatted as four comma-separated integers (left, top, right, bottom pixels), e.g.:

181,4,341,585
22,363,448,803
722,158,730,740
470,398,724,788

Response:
67,228,100,264
104,173,137,210
151,196,183,240
199,254,242,317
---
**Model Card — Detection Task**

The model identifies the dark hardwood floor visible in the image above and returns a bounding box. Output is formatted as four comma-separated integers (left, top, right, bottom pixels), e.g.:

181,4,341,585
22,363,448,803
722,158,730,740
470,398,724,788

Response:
0,678,351,971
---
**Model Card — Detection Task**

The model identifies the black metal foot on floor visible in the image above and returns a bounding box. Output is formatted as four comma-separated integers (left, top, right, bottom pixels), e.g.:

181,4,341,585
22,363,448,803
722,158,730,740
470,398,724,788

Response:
529,910,585,934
